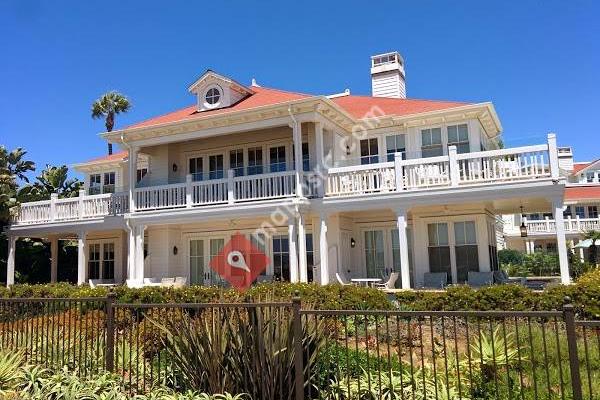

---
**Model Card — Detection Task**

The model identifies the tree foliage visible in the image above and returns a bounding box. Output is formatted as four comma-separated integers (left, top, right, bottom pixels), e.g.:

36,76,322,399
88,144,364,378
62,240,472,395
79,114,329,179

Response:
91,91,131,154
18,165,82,202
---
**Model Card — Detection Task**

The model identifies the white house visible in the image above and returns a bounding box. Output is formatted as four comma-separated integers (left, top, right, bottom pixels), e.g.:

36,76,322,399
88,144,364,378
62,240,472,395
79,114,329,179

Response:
5,51,570,288
503,147,600,260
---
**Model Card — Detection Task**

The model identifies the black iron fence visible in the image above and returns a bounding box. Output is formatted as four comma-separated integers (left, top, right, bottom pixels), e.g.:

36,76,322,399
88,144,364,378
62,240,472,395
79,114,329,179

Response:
0,294,597,400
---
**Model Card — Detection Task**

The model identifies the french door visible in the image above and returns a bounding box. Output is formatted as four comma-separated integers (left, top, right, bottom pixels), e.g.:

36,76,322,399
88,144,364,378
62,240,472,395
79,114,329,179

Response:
189,237,226,286
87,241,115,281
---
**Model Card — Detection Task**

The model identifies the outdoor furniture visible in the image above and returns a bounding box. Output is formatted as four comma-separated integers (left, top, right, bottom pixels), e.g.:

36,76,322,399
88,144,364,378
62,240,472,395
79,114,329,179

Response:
256,275,274,283
89,279,115,288
467,271,494,288
126,279,143,288
493,270,526,285
143,277,162,287
350,278,382,287
336,272,352,286
423,272,448,289
375,272,399,290
174,276,187,287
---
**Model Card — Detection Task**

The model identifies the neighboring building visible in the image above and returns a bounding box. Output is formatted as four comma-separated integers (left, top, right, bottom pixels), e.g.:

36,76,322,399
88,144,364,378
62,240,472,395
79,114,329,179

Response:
5,51,570,288
503,147,600,261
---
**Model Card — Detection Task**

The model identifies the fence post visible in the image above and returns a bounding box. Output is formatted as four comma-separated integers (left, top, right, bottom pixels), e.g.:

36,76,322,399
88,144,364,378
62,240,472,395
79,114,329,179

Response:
105,290,117,372
292,292,304,400
563,297,583,400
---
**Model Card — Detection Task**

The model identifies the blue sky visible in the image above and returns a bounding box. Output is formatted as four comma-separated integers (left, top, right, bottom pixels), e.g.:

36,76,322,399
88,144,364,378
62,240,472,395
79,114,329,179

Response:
1,1,598,180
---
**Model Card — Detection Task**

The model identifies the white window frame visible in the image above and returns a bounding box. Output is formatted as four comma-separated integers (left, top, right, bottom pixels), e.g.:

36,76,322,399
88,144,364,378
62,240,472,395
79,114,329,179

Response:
203,84,223,109
385,134,407,161
87,239,117,281
420,126,444,158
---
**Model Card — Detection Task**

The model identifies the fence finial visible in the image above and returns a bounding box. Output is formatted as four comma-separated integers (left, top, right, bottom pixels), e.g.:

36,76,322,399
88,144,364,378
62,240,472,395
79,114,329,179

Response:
292,290,301,305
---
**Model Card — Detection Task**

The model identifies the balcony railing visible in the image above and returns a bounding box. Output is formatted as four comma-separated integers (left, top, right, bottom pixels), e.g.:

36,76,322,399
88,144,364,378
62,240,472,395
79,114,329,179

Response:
11,137,559,226
13,192,129,225
325,142,555,197
525,217,600,234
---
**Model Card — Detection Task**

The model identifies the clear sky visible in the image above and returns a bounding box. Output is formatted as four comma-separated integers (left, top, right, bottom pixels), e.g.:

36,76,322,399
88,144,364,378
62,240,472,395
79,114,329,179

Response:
1,1,598,180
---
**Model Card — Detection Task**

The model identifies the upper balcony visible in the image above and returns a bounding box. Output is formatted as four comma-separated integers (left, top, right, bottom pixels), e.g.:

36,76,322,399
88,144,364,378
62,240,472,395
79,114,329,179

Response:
10,137,560,226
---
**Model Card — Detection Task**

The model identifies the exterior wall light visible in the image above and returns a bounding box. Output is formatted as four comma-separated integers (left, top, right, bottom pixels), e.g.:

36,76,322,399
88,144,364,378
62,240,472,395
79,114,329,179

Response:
173,246,178,255
172,163,178,172
350,237,356,248
520,206,528,238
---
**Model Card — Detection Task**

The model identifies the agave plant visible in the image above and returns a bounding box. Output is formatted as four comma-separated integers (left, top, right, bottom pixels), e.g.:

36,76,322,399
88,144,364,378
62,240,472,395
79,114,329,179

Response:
469,325,525,381
0,351,24,396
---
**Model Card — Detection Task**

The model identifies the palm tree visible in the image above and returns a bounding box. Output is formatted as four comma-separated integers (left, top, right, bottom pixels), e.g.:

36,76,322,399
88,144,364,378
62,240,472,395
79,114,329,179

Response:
0,146,35,229
18,165,82,202
91,91,131,155
583,230,600,267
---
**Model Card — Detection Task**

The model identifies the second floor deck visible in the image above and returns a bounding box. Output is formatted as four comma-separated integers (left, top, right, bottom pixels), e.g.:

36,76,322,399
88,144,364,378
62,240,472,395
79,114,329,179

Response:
11,140,560,226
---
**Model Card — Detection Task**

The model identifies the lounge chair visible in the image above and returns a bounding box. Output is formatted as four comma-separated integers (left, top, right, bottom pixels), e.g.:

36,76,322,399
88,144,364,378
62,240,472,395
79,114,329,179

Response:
160,277,175,287
423,272,448,289
336,272,351,286
467,271,494,288
143,277,162,287
126,279,143,288
174,276,188,287
493,270,526,285
375,272,399,290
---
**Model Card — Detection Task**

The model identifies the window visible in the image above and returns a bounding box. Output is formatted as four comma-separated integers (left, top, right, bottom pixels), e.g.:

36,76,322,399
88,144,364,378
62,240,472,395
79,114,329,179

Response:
189,157,203,181
209,239,225,286
587,172,596,183
272,235,290,281
249,233,267,277
588,206,598,218
302,143,310,171
563,206,572,218
269,146,287,172
189,239,204,285
576,206,586,219
136,168,148,183
103,172,115,193
102,243,115,280
247,147,263,175
447,124,470,154
305,233,314,282
454,221,479,283
88,244,101,280
209,155,224,180
386,134,406,161
546,243,557,253
421,128,443,157
89,174,101,195
205,87,220,105
230,149,244,177
360,138,379,165
427,223,451,281
364,230,385,278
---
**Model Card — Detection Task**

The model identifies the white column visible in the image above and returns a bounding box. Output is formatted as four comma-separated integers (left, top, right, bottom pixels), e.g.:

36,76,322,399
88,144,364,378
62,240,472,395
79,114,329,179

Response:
553,198,570,284
297,214,308,282
127,227,136,282
50,235,58,283
395,208,411,289
288,222,299,282
77,231,87,285
578,241,585,263
319,214,330,285
547,133,559,179
134,225,145,282
292,122,304,198
315,122,325,197
6,236,17,287
128,146,139,212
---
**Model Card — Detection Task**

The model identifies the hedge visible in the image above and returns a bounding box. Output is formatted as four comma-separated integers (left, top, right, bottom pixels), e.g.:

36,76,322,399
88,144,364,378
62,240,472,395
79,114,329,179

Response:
1,268,599,317
0,282,393,310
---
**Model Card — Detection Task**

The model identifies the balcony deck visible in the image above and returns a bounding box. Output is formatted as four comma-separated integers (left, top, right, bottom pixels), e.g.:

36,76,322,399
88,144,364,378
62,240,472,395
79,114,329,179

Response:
11,142,558,226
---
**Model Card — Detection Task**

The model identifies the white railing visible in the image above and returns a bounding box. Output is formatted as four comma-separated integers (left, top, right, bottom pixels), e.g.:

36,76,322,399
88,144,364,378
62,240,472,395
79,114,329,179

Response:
191,178,228,205
525,217,600,234
326,163,396,196
233,170,296,201
325,135,557,197
12,191,129,225
134,182,187,211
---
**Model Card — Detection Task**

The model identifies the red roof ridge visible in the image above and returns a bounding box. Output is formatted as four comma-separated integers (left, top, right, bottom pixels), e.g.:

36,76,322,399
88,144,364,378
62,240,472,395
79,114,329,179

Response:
336,93,471,105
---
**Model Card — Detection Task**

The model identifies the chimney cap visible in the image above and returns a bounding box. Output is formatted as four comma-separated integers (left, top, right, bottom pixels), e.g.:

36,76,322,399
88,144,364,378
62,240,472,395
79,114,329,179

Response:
371,51,404,67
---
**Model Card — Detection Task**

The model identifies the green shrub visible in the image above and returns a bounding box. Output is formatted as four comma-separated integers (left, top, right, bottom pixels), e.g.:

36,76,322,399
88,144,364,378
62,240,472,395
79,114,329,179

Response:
0,282,392,310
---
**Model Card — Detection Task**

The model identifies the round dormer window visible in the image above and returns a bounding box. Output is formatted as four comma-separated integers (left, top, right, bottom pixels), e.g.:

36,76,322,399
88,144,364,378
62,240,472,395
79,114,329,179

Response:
205,87,221,105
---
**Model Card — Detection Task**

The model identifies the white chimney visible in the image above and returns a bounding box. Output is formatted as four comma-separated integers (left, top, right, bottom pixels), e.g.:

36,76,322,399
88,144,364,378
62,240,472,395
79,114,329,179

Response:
557,146,574,172
371,51,406,98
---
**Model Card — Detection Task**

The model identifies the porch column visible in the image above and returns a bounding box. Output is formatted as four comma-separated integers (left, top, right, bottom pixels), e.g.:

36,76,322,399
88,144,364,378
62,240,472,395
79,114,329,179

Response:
297,214,308,282
291,121,304,198
49,235,58,283
77,231,87,285
319,214,330,285
127,227,136,282
395,208,411,289
134,225,145,282
288,222,299,282
578,240,585,263
6,236,17,287
314,122,326,197
553,198,570,284
128,146,139,212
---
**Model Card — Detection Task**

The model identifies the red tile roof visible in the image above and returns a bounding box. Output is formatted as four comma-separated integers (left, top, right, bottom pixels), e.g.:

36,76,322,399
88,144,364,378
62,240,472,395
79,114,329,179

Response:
572,162,591,174
565,186,600,201
82,150,128,164
127,86,309,129
331,95,469,119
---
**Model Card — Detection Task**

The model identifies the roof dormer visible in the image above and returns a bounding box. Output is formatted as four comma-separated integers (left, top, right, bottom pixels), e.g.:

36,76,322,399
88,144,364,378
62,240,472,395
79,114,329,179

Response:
188,70,254,112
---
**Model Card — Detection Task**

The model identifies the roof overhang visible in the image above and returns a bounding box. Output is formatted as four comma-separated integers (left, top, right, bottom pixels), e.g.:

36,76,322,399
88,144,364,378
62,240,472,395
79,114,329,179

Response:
72,158,127,173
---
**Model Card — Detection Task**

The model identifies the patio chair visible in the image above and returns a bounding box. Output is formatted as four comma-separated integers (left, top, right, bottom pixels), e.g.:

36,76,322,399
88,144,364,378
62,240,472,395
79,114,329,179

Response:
174,276,188,287
160,277,176,287
336,272,351,286
493,270,526,285
126,279,143,288
423,272,448,289
467,271,494,288
143,277,162,287
375,272,399,290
